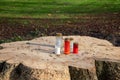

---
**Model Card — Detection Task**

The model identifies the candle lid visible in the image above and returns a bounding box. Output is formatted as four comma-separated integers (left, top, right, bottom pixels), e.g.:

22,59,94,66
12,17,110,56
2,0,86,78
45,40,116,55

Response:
69,37,74,41
74,42,79,45
64,38,70,41
56,33,62,36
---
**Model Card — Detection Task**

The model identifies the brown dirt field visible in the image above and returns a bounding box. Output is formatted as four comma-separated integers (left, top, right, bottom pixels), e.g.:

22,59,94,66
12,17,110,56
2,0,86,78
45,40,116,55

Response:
0,13,120,46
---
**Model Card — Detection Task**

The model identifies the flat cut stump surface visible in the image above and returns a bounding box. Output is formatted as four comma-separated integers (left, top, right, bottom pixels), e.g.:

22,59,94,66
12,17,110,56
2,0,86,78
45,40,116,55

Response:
0,36,120,80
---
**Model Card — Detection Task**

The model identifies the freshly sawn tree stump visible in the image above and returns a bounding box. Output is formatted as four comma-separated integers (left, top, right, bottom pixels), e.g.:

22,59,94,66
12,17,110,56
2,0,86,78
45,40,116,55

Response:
0,36,119,80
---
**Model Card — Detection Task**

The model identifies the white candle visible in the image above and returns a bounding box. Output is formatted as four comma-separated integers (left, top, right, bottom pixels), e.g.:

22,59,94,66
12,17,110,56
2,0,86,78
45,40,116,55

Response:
55,47,61,54
55,33,62,54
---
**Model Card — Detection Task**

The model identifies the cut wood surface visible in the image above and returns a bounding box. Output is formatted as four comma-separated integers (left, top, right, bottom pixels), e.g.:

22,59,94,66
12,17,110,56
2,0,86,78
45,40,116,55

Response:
0,36,119,80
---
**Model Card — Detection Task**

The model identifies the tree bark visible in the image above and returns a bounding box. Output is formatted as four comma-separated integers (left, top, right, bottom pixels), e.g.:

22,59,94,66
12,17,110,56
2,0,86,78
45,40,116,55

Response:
69,66,95,80
95,60,120,80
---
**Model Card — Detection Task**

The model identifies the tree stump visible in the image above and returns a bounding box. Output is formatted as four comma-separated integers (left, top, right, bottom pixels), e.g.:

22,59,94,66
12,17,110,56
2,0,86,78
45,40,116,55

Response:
0,36,119,80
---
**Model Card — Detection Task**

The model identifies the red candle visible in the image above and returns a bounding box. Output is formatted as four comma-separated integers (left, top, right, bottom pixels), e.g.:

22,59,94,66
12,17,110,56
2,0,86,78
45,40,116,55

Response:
64,38,70,55
73,42,78,54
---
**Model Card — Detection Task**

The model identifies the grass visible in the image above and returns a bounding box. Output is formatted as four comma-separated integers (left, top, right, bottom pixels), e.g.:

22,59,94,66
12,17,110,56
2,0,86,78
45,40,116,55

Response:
0,0,120,18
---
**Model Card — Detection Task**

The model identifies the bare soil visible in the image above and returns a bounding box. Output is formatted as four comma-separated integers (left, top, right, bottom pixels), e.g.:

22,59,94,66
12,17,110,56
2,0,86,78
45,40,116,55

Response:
0,13,120,46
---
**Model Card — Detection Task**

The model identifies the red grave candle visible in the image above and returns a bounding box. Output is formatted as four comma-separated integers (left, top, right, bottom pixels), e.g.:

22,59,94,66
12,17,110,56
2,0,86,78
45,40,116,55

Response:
73,42,78,54
64,38,70,55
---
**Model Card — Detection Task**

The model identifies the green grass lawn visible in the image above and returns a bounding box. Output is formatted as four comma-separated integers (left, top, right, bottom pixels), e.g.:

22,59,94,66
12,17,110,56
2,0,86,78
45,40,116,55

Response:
0,0,120,18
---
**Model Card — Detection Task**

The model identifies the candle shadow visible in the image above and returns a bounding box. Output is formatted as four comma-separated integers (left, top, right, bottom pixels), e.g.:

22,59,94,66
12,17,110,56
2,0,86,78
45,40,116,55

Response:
33,48,55,54
27,42,55,54
26,42,54,48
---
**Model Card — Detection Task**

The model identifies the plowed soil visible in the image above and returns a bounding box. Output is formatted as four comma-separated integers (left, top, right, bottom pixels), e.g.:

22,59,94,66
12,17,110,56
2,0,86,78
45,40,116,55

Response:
0,13,120,46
